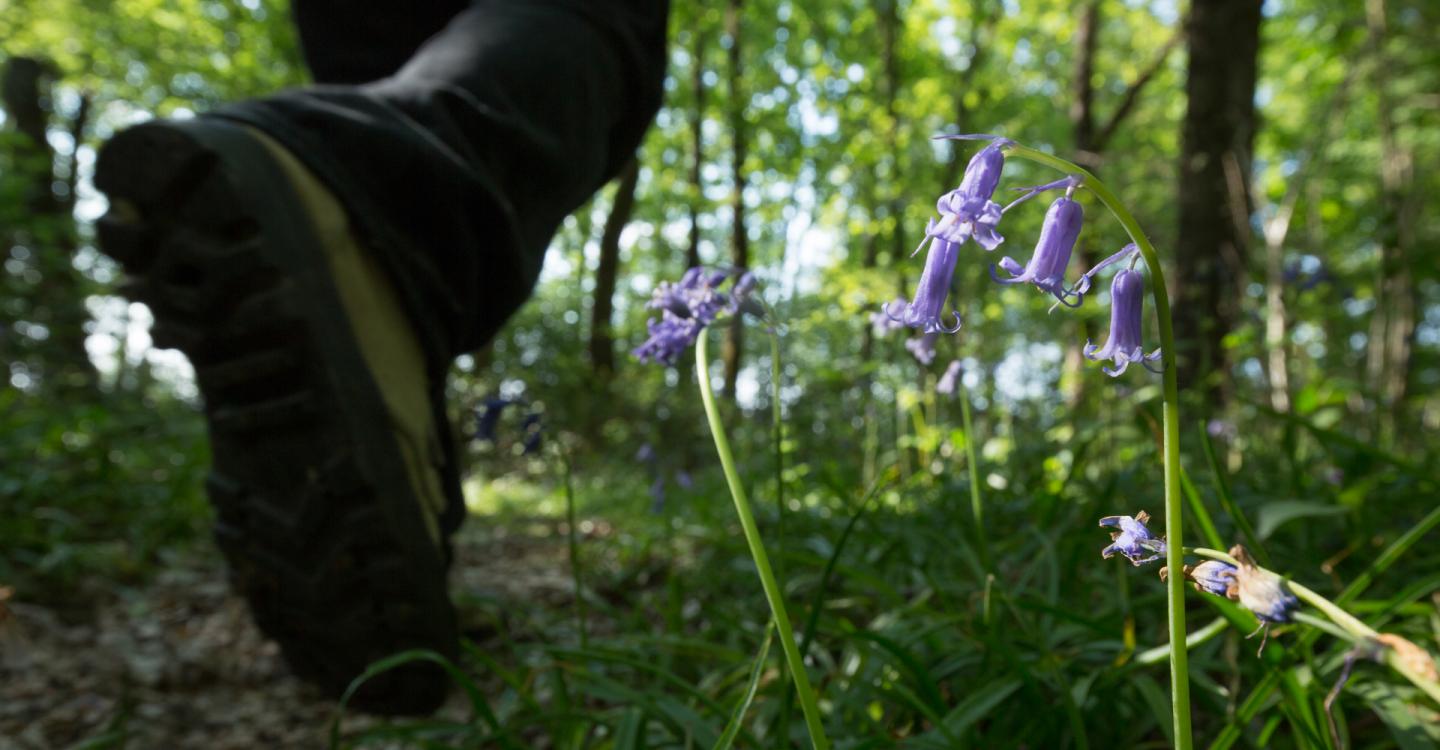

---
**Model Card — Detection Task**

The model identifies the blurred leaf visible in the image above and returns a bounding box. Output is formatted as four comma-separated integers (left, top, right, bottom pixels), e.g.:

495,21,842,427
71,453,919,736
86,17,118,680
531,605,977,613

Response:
1255,500,1349,540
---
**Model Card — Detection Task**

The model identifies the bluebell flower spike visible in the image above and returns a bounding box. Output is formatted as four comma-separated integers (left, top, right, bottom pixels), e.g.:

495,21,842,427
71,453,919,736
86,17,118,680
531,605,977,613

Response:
635,267,759,365
1098,510,1167,566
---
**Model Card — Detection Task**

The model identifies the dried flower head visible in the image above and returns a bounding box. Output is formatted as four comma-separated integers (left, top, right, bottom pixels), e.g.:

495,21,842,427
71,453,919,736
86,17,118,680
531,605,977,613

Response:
1230,545,1300,624
1179,560,1239,597
1375,633,1440,683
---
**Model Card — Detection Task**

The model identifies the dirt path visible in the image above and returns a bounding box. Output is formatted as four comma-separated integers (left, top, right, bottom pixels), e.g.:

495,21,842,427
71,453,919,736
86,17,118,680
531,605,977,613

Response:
0,520,581,749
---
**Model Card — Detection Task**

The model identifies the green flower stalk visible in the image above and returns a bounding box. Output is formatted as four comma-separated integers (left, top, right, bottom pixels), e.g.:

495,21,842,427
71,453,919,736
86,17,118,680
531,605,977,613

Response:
1002,144,1193,748
695,331,831,750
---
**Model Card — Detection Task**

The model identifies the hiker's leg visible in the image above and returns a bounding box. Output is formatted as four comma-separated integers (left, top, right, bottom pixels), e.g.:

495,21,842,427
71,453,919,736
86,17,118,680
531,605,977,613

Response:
96,0,670,714
219,0,672,369
291,0,471,84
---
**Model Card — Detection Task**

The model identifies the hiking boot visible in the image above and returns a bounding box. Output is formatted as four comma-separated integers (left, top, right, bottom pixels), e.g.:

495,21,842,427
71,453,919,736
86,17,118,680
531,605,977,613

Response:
94,118,461,715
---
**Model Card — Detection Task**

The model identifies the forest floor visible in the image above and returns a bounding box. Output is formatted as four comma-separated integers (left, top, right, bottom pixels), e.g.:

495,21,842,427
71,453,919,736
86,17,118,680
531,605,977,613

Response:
0,515,586,749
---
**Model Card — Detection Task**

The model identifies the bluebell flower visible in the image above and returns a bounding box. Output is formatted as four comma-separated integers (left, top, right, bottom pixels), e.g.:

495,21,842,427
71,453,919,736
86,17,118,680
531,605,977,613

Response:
921,135,1010,252
729,271,764,317
936,359,962,395
1084,268,1162,376
520,412,543,455
1184,560,1238,597
635,267,754,365
636,443,656,463
475,397,515,442
991,189,1087,307
1098,510,1166,566
906,332,939,365
885,239,963,333
1231,545,1300,624
884,135,1012,334
675,470,694,489
1206,419,1238,441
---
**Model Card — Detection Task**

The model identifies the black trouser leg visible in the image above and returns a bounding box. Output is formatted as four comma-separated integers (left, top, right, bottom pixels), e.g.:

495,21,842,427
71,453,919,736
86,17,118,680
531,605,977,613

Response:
219,0,670,371
290,0,470,84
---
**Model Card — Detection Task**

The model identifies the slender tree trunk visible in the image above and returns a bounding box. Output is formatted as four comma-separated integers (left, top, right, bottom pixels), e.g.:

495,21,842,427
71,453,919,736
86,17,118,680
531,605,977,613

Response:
861,0,902,366
1070,0,1101,170
1064,2,1180,405
1174,0,1261,403
1256,73,1353,413
686,27,707,271
721,0,748,399
1363,0,1416,441
2,56,96,392
1063,0,1102,406
942,0,997,188
589,158,640,376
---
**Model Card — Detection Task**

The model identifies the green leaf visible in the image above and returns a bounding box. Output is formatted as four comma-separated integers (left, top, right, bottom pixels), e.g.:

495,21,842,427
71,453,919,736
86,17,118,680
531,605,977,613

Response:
1352,681,1440,750
1255,500,1349,540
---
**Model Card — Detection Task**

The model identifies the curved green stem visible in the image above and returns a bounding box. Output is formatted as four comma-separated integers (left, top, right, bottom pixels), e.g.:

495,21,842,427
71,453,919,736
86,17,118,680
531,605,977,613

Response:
1191,547,1440,705
695,332,831,750
1006,145,1191,749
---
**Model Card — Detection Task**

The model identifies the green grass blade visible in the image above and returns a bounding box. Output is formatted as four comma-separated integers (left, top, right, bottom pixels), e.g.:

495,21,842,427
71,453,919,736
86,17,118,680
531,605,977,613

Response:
712,625,773,750
1197,422,1270,566
329,649,513,750
1179,466,1225,550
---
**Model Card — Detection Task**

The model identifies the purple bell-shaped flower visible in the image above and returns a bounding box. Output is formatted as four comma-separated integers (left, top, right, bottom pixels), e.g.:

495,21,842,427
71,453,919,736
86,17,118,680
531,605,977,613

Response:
1098,510,1166,566
1084,268,1162,376
885,239,963,333
991,195,1086,306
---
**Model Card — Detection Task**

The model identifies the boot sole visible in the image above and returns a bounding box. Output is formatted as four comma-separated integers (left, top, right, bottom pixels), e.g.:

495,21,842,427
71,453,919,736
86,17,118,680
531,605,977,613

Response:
94,120,457,714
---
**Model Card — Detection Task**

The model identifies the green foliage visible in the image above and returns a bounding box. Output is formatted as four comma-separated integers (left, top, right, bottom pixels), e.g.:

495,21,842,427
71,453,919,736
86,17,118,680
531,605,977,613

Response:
0,385,209,599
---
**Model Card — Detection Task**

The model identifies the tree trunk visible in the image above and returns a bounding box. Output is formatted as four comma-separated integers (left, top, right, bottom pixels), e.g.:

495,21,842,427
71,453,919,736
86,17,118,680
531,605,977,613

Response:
2,56,96,392
860,0,902,366
721,0,748,399
1362,0,1416,440
589,158,640,376
1064,2,1179,405
942,0,997,188
1174,0,1261,403
686,27,707,271
1062,0,1102,406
